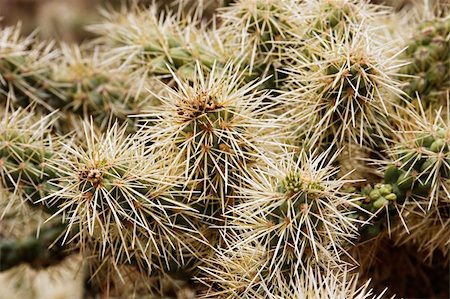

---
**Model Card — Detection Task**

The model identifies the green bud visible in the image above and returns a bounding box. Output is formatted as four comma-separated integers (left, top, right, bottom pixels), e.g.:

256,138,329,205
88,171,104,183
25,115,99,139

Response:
384,184,393,192
373,197,388,209
385,193,397,201
369,189,381,200
379,186,392,196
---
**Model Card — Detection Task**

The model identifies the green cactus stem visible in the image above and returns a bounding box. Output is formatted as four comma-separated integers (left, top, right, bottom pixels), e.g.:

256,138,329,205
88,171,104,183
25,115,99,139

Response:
0,223,68,272
0,26,55,110
399,17,450,109
0,109,63,213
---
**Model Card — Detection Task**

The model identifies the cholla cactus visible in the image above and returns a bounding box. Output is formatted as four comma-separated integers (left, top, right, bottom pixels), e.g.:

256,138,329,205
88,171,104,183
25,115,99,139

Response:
46,123,201,277
296,0,389,46
2,1,450,298
48,44,148,132
0,107,60,212
0,26,147,134
288,0,393,66
87,4,217,84
200,241,389,299
282,0,402,150
0,108,76,290
345,104,449,240
276,265,391,299
384,103,449,210
285,31,403,148
141,63,282,215
198,240,269,298
226,149,359,284
0,25,56,110
399,16,450,109
367,103,450,270
217,0,298,89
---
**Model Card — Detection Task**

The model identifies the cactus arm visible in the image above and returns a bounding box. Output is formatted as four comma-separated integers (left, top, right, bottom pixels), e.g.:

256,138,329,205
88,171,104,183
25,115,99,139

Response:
0,223,68,272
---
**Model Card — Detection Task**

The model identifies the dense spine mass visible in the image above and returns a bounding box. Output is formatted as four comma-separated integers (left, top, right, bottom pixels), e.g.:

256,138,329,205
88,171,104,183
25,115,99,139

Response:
0,108,60,210
0,1,448,298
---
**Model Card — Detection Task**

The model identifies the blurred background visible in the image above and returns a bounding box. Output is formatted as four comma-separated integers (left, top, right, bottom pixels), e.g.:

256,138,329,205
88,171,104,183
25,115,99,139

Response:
0,0,229,43
0,0,150,42
0,0,423,43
